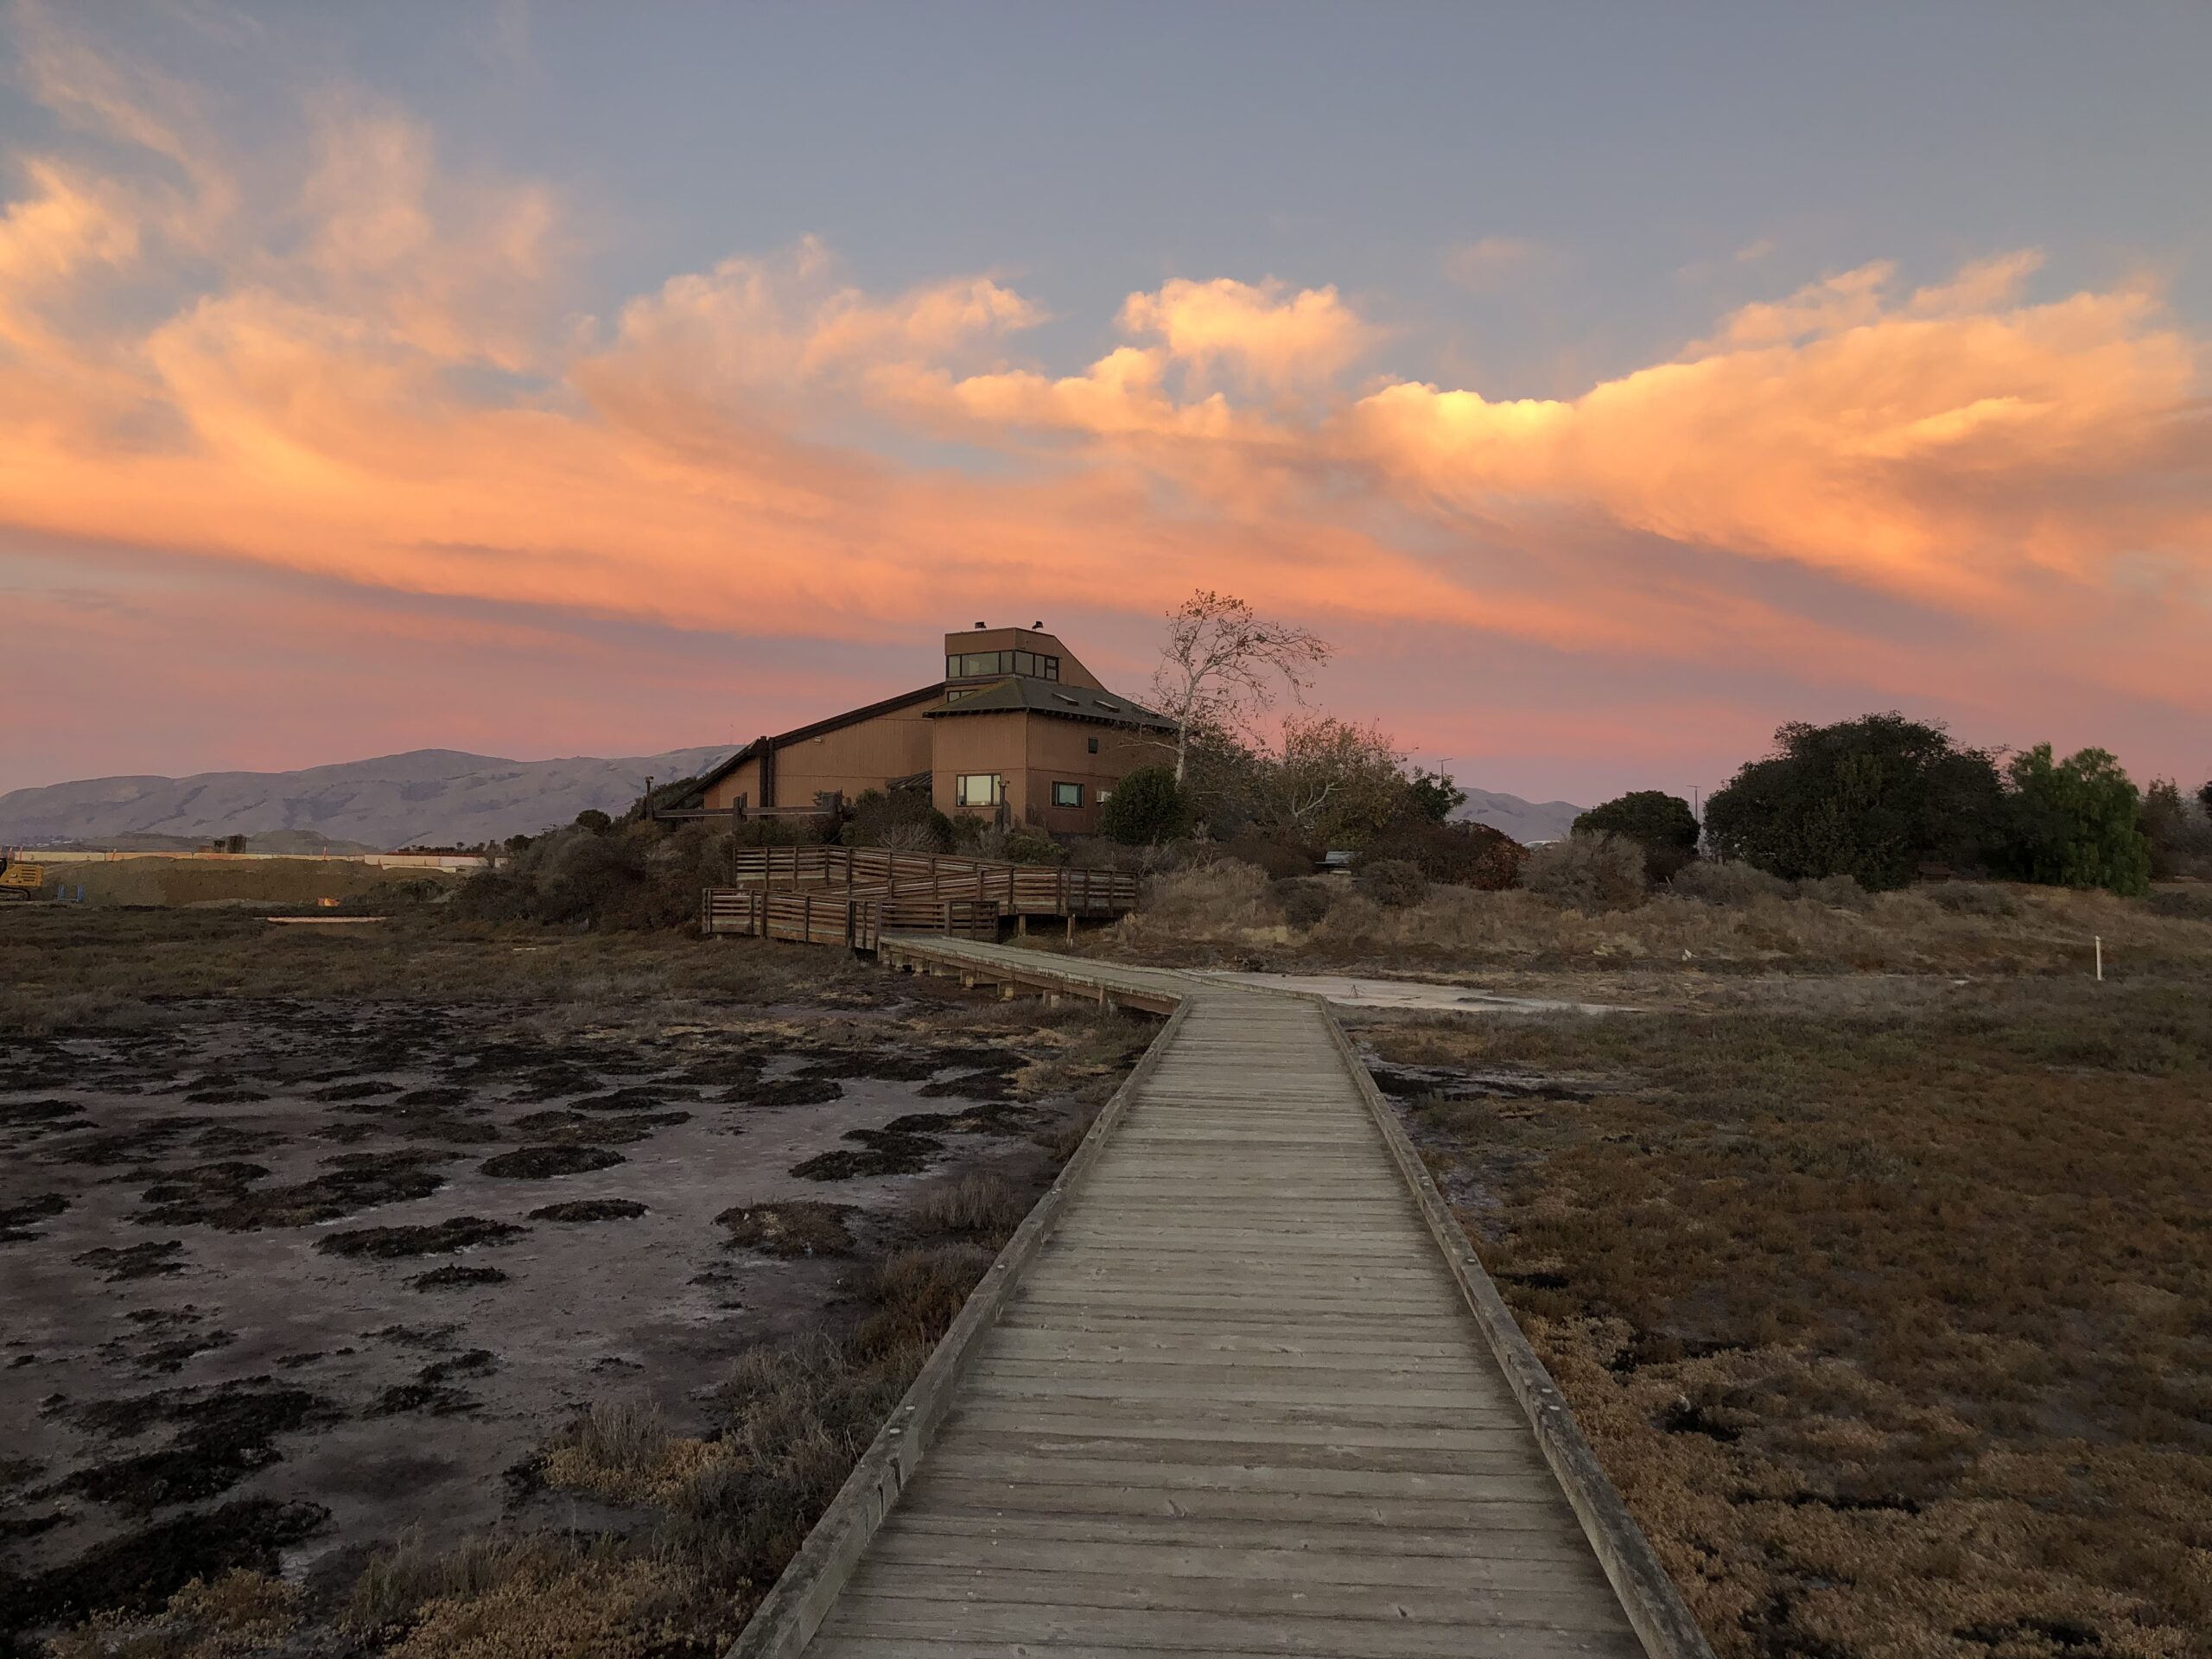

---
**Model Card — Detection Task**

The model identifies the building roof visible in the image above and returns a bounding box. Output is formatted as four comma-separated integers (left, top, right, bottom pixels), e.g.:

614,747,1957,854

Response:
680,682,948,801
928,677,1175,730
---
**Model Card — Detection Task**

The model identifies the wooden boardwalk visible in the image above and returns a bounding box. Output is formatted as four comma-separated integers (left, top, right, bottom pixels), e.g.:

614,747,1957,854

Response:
738,939,1707,1659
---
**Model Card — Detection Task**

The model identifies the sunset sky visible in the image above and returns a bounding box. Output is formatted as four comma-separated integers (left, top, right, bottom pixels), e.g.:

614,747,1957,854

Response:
2,2,2206,803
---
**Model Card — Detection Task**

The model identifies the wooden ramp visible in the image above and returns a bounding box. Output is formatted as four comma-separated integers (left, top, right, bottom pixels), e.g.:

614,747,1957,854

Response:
735,938,1709,1659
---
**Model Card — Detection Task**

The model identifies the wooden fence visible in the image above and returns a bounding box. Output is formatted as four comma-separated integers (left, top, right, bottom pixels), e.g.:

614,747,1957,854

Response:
701,846,1137,948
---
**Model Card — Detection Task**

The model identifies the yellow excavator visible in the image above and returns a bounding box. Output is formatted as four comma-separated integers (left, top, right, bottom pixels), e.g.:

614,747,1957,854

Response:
0,849,46,901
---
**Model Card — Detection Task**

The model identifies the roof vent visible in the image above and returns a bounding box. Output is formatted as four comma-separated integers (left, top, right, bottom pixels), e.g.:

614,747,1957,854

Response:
1032,619,1043,628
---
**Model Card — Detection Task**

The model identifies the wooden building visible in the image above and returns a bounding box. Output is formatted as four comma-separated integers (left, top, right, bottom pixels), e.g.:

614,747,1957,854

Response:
688,625,1173,835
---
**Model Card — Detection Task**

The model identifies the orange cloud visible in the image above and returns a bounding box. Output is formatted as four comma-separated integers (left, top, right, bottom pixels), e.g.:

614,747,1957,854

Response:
0,20,2205,797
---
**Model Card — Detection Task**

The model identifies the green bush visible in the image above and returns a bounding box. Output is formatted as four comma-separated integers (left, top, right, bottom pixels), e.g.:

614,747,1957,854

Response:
2139,779,2212,880
1000,830,1066,867
843,788,952,853
1573,791,1700,880
1099,766,1189,845
1998,745,2152,897
1703,714,2005,889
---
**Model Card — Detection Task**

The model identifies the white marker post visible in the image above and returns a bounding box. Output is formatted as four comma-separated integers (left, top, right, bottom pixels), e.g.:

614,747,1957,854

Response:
2094,935,2103,982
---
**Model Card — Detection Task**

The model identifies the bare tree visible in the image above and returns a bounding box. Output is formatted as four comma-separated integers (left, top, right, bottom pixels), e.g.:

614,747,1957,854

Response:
1148,591,1331,783
1275,714,1406,848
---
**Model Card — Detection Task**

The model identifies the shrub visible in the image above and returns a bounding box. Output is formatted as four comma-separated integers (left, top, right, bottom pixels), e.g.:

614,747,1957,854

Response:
1217,830,1318,880
1669,861,1793,906
1703,713,2006,888
1926,881,2023,917
1795,874,1872,911
1000,830,1066,867
843,788,951,853
1999,744,2152,897
1362,817,1525,889
1573,791,1700,880
1516,832,1649,912
1099,766,1189,845
573,809,613,834
1276,879,1338,928
1357,858,1428,909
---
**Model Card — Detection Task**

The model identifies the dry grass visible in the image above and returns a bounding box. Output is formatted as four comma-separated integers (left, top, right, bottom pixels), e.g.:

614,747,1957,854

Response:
44,1571,301,1659
1364,976,2212,1659
907,1169,1030,1243
1109,861,2212,978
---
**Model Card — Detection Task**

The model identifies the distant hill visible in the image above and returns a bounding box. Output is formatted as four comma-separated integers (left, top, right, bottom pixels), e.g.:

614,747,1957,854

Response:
1450,786,1586,844
0,747,732,853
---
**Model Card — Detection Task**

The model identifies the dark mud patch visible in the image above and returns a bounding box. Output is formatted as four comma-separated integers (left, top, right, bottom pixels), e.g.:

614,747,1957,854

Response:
311,1079,401,1103
0,1098,85,1140
480,1144,625,1179
56,1385,341,1513
73,1239,186,1281
717,1200,856,1257
137,1150,452,1230
1,1192,70,1243
54,1116,215,1168
368,1382,479,1415
317,1217,527,1259
410,1265,507,1291
418,1349,498,1382
882,1102,1036,1136
791,1126,944,1180
505,1108,683,1146
2,1497,329,1631
529,1199,648,1223
917,1065,1023,1102
99,1310,237,1376
741,1076,842,1109
394,1086,470,1109
567,1085,687,1114
798,1047,944,1084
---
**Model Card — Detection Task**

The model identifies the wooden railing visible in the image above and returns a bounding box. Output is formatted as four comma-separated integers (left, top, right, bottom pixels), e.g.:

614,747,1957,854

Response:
723,846,1136,917
702,846,1135,948
701,887,1001,948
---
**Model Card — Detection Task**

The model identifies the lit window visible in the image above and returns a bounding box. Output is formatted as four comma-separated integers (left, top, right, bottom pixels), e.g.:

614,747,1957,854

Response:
1052,782,1084,808
955,773,1003,807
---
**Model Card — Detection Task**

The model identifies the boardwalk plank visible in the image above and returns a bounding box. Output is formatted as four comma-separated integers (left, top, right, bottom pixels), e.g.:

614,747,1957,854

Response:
771,942,1658,1659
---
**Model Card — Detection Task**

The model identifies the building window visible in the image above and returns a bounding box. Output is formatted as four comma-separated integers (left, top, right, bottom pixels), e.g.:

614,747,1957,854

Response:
1086,736,1099,753
1042,656,1059,680
955,773,1004,808
1052,781,1084,809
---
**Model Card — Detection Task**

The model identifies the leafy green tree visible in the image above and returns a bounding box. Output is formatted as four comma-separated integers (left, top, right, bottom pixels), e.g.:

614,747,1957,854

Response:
2139,779,2212,880
1099,766,1189,845
2199,779,2212,815
2000,745,2152,895
1702,714,2005,889
1405,769,1467,824
1573,791,1700,880
572,809,613,834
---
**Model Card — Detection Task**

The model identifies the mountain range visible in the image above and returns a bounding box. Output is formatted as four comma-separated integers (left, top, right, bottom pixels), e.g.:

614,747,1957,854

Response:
0,748,1584,852
0,747,731,852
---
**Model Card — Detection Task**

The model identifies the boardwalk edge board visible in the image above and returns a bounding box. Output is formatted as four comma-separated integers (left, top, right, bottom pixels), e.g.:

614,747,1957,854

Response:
1319,1007,1719,1659
726,988,1198,1659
